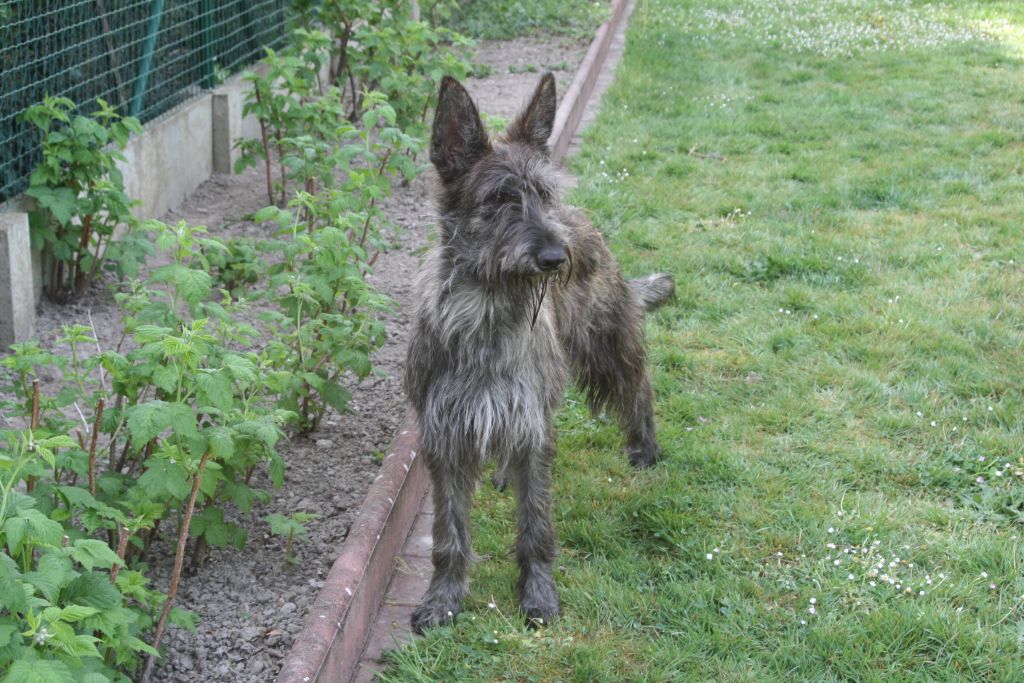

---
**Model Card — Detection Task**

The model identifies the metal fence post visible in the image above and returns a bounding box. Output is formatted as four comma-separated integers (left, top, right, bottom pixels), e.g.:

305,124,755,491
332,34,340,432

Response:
130,0,167,119
200,0,216,89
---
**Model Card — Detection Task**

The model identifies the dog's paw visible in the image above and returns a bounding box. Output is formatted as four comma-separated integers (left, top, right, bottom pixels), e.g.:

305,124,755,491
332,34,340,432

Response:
411,599,460,635
627,444,660,469
519,578,560,629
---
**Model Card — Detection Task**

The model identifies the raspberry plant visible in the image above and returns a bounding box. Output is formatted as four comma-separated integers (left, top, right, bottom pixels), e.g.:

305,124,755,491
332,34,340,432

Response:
22,97,152,302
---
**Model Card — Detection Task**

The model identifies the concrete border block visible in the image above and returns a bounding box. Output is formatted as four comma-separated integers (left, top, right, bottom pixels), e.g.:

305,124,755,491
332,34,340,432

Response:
0,213,36,346
119,94,215,221
213,84,244,174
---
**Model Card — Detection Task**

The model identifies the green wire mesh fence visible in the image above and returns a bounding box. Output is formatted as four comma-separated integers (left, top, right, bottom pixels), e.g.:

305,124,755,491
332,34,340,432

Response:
0,0,290,204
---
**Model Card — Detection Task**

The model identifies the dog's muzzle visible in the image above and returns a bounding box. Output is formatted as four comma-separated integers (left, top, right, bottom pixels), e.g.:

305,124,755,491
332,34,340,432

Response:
536,245,567,272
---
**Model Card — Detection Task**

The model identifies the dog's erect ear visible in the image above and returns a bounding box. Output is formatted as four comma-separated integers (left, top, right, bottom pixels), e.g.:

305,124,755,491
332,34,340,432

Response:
506,72,557,151
430,76,490,185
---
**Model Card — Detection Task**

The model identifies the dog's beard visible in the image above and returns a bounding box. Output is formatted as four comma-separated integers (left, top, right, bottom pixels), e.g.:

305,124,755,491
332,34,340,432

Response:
530,275,549,329
529,251,571,329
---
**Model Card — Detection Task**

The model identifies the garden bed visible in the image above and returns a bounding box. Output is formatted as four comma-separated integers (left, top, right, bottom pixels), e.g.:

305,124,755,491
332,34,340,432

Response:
2,33,588,683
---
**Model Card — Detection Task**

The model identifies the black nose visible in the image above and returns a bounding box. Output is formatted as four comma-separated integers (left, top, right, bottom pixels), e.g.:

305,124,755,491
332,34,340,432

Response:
536,245,567,271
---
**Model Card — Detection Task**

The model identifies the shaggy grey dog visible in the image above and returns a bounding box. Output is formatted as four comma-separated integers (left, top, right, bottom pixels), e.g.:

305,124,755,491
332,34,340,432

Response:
405,73,673,633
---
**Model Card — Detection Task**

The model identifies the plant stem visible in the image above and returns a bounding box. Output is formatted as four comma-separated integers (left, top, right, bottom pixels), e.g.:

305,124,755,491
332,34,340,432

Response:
26,380,40,493
109,525,130,585
88,399,105,496
140,450,212,683
254,88,275,206
275,128,287,207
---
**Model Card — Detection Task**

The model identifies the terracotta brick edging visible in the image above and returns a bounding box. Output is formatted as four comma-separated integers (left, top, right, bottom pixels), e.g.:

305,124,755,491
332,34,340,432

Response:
276,417,425,683
276,1,631,680
549,0,631,163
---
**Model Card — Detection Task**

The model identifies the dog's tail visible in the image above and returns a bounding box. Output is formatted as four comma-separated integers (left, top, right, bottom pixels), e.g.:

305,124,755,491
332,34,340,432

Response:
629,273,675,311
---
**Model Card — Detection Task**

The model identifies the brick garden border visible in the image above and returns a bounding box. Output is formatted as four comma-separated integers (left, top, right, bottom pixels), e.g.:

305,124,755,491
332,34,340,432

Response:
275,1,632,680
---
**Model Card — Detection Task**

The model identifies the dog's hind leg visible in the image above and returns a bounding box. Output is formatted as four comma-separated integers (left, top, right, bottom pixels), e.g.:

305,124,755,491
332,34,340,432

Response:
411,450,480,634
570,286,662,468
490,454,510,492
611,368,660,468
510,436,560,627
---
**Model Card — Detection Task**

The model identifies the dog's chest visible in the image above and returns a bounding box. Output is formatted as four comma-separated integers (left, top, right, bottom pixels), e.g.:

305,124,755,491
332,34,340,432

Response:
423,286,567,458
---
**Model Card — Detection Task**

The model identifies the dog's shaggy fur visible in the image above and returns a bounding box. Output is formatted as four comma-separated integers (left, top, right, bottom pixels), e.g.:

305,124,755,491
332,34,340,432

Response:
405,73,674,633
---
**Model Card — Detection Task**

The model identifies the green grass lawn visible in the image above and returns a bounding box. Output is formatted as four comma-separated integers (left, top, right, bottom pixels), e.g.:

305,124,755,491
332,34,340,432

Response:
383,1,1024,679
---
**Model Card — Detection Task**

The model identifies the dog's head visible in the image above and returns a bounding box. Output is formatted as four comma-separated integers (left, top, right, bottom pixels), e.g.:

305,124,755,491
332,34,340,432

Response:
430,73,569,285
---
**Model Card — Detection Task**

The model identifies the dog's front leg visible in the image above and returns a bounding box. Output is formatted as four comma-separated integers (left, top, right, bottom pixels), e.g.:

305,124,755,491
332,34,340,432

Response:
412,450,479,634
511,438,560,628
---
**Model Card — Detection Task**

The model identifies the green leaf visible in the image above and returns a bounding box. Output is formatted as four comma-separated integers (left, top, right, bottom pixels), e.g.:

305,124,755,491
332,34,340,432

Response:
1,659,76,683
126,636,159,656
127,401,198,445
56,486,125,524
265,513,292,536
70,539,122,571
39,435,77,450
252,205,292,225
206,427,235,460
61,572,121,610
4,516,27,554
168,607,198,632
222,354,256,383
126,401,173,445
80,675,112,683
51,630,102,660
8,509,64,551
268,453,285,488
321,380,352,414
191,507,229,547
138,458,191,500
175,268,213,305
56,605,100,623
166,403,200,442
196,371,234,412
25,186,78,226
151,364,179,393
23,552,74,602
0,560,27,614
